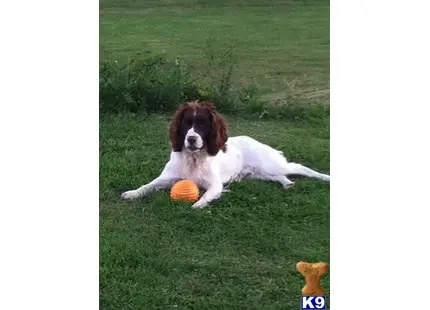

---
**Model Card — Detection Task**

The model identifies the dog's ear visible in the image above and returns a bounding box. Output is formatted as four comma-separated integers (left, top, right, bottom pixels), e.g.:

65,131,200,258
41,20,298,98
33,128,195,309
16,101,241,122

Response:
202,102,228,156
168,103,190,152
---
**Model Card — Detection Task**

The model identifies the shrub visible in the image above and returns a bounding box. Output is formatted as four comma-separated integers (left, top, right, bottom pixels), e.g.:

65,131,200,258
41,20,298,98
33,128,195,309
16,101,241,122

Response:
99,53,200,114
99,50,328,122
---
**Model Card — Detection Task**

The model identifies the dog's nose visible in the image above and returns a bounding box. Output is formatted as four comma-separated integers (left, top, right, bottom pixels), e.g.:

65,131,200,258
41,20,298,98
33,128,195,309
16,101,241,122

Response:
187,136,197,145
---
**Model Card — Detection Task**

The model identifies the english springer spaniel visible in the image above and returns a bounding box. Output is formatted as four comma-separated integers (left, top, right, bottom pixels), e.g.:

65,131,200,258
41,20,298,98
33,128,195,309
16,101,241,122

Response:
121,101,330,208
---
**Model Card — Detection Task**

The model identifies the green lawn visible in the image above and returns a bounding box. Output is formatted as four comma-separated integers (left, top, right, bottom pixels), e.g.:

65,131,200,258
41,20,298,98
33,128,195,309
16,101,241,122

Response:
100,0,330,104
100,1,330,309
100,115,330,309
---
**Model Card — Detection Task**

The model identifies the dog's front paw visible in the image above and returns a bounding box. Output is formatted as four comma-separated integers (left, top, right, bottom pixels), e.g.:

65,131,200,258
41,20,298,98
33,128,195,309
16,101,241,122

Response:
121,190,140,200
191,200,208,209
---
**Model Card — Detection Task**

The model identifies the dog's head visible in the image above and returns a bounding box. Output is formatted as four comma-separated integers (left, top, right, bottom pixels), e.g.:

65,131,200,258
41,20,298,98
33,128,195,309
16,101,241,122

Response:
168,101,228,156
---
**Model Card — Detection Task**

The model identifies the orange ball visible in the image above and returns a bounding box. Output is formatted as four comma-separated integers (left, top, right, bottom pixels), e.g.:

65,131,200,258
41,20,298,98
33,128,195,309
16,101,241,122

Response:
170,180,199,202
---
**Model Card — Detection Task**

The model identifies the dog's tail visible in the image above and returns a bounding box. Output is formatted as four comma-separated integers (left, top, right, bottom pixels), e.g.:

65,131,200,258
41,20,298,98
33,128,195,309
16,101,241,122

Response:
282,162,330,182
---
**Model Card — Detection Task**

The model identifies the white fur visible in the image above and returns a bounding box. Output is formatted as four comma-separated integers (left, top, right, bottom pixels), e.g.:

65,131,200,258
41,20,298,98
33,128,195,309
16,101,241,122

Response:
184,127,203,149
121,135,330,208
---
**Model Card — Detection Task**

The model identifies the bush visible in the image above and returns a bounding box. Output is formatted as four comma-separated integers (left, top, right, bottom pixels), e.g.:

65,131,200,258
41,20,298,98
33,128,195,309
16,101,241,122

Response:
99,53,200,114
99,51,328,123
99,51,265,115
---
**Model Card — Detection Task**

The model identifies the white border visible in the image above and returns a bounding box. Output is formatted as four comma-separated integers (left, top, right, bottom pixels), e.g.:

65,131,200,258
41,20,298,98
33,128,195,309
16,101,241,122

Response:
0,0,99,309
331,0,430,308
1,0,430,308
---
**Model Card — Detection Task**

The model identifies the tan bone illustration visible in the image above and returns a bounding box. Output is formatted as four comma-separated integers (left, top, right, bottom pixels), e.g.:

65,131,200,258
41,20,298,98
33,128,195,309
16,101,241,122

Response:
296,261,328,296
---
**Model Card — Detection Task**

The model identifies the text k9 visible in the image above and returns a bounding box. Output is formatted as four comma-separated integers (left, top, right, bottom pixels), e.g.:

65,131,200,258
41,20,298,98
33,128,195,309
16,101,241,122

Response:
301,296,326,309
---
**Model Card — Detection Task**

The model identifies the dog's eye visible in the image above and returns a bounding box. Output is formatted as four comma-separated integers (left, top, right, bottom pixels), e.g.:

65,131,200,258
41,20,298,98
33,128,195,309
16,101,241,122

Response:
185,119,193,126
195,118,206,128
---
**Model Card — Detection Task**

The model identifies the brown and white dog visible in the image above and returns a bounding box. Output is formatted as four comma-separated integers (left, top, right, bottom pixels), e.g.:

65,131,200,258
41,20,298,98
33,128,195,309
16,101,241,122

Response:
121,101,330,208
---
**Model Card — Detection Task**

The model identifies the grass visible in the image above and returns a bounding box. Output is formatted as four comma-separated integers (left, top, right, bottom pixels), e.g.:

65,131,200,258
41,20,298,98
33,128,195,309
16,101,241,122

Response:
100,0,330,309
100,115,330,309
100,0,330,104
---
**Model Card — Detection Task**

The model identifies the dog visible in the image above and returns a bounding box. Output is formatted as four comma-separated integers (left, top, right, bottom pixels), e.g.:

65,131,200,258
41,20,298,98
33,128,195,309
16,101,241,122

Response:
121,101,330,208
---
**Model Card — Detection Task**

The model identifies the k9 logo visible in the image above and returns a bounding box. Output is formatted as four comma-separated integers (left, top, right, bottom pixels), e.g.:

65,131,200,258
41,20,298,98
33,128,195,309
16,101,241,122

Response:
301,296,326,309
